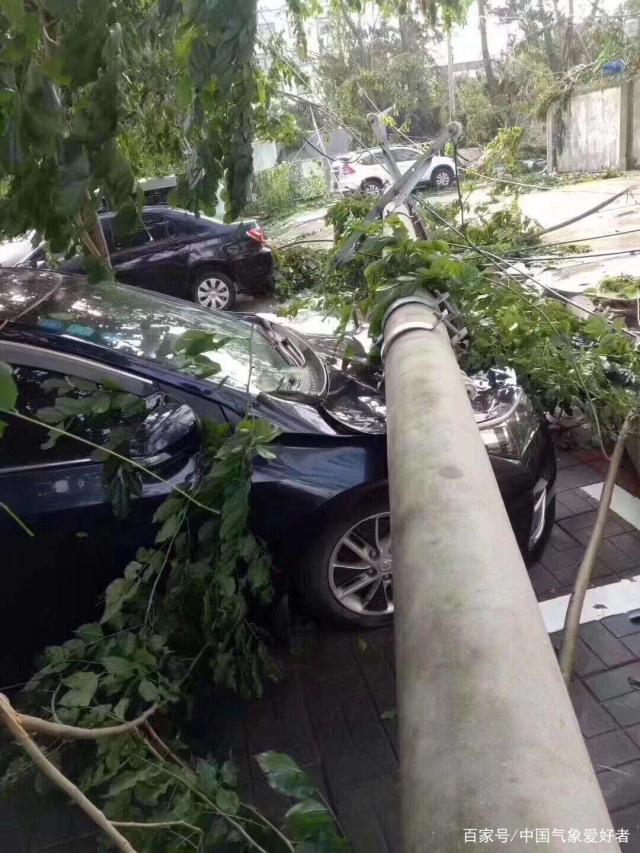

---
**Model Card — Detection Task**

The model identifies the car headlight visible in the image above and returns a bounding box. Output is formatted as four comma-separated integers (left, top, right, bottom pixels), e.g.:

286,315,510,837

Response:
475,390,539,459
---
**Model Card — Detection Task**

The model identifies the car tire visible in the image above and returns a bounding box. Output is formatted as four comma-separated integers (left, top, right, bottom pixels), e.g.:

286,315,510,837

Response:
192,270,237,311
431,166,454,190
294,489,394,629
360,178,384,198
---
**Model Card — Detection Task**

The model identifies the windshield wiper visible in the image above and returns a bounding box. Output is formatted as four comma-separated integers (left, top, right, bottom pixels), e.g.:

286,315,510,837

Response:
249,316,306,368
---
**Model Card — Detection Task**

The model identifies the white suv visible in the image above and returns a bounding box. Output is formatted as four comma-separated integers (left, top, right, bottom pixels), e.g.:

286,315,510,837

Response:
331,145,457,196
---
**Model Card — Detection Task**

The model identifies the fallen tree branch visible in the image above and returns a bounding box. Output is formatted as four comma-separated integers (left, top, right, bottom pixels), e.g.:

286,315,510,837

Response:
559,413,636,683
18,703,157,739
0,694,138,853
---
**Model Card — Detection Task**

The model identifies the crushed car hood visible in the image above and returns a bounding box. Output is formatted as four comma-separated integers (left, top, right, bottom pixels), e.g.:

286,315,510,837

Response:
301,331,522,435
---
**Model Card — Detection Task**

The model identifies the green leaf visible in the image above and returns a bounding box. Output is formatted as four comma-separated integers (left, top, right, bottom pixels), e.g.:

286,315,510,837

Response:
0,363,17,411
221,759,238,788
215,787,240,813
35,406,64,424
75,623,102,642
91,392,112,414
284,798,335,839
59,671,99,707
54,395,91,416
255,752,316,799
155,513,181,543
113,698,130,720
107,767,156,797
153,497,181,523
102,656,133,678
139,679,159,702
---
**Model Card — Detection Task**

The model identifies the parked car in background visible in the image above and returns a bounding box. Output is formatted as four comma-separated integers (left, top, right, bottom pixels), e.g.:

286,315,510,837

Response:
331,145,457,196
0,269,555,676
16,206,274,311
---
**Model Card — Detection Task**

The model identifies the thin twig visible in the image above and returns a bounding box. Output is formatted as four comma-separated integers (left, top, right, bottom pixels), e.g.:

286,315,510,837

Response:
112,820,203,837
241,802,295,852
0,503,34,537
143,722,189,771
144,510,186,626
137,754,269,853
0,694,138,853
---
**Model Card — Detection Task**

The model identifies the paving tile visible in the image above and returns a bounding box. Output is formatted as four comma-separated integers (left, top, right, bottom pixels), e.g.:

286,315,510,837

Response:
302,681,398,789
603,613,640,639
556,488,599,515
245,671,320,766
574,638,608,678
589,540,637,573
598,759,640,811
557,449,581,469
579,621,637,668
549,523,582,550
624,723,640,750
540,544,585,574
556,464,604,491
587,729,640,770
609,806,640,853
569,679,618,736
528,561,559,597
604,691,640,727
624,635,640,657
558,510,599,533
586,663,640,701
333,772,400,853
613,533,640,562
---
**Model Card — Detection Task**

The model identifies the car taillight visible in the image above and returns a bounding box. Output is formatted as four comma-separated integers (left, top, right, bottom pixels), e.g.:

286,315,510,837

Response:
341,163,356,175
247,227,267,245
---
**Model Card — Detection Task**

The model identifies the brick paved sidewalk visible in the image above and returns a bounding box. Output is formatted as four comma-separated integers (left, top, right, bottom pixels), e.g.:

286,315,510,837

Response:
5,448,640,851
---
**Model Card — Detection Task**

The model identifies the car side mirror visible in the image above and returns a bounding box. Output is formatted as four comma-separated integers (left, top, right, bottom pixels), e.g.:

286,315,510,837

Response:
130,400,199,464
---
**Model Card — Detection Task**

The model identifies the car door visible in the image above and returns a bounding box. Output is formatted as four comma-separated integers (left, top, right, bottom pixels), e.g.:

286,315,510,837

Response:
108,212,191,298
0,343,200,682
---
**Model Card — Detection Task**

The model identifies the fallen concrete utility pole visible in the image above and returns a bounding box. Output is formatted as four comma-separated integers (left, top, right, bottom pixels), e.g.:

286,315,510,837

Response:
383,294,619,852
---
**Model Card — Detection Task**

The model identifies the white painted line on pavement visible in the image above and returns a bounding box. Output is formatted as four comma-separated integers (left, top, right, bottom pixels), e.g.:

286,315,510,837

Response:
537,481,640,632
581,482,640,531
540,575,640,633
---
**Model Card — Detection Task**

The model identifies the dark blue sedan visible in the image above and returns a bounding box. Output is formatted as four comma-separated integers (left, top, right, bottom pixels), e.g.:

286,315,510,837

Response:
0,269,555,678
14,206,274,311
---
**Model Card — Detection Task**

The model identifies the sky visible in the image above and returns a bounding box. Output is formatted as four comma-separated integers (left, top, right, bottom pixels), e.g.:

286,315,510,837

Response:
258,0,628,67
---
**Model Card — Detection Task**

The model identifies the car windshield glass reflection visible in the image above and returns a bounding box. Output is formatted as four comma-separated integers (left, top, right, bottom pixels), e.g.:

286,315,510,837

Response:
0,273,314,396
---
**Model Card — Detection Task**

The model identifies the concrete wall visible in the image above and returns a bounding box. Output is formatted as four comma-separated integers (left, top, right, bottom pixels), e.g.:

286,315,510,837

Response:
630,79,640,168
548,82,625,173
252,140,279,174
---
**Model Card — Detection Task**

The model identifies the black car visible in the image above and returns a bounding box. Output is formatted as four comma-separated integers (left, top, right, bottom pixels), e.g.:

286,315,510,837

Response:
0,269,555,676
18,206,274,311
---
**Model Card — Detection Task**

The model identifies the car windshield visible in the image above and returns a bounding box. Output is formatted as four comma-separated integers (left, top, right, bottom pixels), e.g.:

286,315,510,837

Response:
0,270,319,396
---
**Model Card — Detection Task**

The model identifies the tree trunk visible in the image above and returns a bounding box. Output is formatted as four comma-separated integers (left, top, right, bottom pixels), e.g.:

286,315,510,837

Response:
561,0,575,71
476,0,498,101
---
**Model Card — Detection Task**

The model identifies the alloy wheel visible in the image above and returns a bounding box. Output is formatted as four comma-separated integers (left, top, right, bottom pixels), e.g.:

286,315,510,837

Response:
196,276,231,310
362,181,383,197
434,169,452,189
328,512,393,616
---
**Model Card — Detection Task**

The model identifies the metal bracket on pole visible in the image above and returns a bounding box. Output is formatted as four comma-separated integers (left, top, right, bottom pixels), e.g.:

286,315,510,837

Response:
367,112,429,241
335,121,463,266
381,293,468,360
